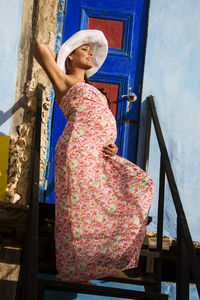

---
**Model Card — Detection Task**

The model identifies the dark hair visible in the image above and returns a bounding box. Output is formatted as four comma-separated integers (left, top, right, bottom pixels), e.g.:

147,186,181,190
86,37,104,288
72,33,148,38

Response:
65,49,76,74
65,49,89,83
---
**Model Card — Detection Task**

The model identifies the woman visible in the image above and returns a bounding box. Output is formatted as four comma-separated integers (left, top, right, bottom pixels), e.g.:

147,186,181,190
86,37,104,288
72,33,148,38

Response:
34,30,154,283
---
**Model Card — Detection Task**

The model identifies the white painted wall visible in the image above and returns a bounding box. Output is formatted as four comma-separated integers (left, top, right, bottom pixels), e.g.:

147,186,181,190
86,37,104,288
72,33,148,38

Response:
139,0,200,241
0,0,23,135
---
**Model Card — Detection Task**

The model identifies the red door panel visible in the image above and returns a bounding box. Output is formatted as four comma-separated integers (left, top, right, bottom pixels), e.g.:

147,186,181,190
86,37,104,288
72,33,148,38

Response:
88,18,124,49
90,81,119,118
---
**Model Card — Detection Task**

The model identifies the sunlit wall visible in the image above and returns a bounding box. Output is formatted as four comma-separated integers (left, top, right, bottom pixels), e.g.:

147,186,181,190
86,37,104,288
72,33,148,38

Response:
139,0,200,242
0,0,23,200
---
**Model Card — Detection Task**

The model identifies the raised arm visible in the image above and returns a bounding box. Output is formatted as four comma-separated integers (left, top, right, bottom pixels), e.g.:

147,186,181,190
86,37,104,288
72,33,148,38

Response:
33,41,69,102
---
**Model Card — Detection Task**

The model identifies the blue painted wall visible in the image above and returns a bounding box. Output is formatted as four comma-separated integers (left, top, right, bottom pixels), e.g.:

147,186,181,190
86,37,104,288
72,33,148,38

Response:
0,0,23,135
139,0,200,242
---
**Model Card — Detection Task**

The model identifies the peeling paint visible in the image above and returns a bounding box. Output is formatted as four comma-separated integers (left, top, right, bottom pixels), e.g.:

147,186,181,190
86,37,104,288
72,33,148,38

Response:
6,0,60,204
39,0,66,202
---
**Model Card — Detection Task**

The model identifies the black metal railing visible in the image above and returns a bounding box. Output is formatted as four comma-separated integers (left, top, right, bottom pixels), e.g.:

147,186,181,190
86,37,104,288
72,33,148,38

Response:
144,95,200,299
17,84,43,300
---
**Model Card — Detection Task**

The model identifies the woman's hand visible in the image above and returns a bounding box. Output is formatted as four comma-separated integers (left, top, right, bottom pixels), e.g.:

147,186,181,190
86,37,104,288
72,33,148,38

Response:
103,143,118,158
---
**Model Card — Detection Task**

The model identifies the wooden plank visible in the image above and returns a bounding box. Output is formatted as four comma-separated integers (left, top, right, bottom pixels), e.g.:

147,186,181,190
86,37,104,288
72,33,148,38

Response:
103,272,156,287
0,238,22,300
0,202,28,240
0,202,28,222
148,238,170,251
37,278,168,299
0,281,18,300
149,238,170,251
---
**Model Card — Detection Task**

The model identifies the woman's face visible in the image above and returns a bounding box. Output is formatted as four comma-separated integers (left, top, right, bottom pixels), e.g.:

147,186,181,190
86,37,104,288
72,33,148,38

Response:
69,44,93,71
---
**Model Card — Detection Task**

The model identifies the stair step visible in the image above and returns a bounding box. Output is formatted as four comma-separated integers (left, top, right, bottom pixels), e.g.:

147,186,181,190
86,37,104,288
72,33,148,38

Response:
37,278,168,300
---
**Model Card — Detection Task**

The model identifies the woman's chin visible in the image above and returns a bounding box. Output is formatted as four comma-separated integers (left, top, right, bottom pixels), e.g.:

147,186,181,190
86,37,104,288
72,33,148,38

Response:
79,63,93,72
86,63,93,70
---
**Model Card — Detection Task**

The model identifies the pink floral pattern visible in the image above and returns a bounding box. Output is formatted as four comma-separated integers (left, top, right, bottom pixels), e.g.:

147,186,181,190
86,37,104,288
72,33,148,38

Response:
54,82,154,282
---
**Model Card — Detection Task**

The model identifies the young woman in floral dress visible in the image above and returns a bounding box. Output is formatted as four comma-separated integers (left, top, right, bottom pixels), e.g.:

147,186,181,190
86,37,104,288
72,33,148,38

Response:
34,30,154,283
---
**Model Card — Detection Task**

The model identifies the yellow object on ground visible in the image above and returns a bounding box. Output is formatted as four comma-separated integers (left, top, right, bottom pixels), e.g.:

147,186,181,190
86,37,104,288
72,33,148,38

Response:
0,135,10,201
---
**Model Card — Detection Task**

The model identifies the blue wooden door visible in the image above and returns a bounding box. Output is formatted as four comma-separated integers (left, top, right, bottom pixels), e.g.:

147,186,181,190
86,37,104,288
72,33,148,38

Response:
44,0,149,203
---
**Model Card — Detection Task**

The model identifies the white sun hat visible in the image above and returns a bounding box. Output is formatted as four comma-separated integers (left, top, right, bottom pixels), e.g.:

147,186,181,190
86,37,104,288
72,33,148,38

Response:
57,30,108,78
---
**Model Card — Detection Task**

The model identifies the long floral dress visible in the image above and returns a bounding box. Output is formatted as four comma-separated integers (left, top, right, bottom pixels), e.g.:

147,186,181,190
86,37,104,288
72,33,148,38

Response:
54,82,154,282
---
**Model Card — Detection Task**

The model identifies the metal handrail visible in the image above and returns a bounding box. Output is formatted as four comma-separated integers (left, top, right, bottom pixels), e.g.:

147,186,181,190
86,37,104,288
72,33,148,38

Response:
144,95,200,299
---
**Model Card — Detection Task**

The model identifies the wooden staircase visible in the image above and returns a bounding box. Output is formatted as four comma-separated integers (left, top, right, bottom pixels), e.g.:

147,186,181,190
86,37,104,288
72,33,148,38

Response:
1,87,199,299
16,86,169,299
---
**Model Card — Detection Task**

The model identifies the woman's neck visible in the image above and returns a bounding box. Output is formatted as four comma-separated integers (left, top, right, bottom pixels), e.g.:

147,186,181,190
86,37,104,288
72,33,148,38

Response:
69,68,86,82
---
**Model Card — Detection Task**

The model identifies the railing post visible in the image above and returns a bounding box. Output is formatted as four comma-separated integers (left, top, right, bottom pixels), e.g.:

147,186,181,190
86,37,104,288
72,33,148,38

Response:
156,155,165,293
176,216,190,300
17,84,43,300
143,98,152,172
37,279,46,300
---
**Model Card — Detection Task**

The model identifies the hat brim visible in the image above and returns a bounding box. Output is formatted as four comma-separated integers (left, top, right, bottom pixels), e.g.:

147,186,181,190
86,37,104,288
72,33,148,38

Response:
57,30,108,78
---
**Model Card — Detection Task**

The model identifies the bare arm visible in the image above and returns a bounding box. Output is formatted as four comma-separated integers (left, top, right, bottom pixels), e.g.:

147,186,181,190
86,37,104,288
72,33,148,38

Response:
33,41,69,102
34,42,57,62
48,46,57,61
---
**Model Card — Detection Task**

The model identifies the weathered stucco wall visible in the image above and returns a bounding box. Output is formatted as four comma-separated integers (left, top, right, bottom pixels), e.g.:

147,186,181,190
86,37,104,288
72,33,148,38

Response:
5,0,59,205
26,0,59,192
139,0,200,242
